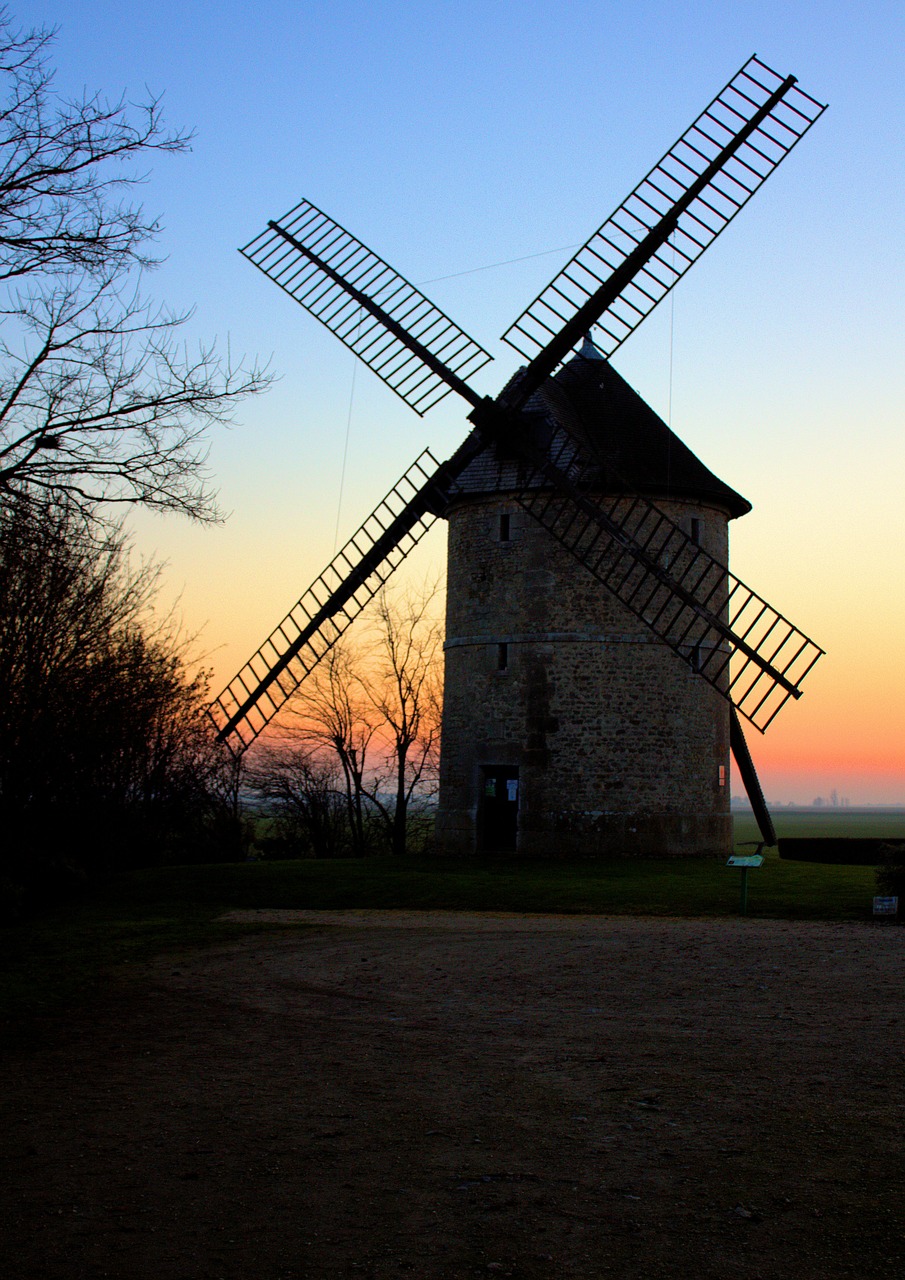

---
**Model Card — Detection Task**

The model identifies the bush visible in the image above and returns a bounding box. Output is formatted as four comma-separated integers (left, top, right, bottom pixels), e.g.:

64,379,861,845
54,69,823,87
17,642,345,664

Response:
779,837,905,866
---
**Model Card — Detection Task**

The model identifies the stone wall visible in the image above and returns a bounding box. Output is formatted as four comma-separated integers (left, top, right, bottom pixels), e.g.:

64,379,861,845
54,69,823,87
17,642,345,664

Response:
433,494,734,858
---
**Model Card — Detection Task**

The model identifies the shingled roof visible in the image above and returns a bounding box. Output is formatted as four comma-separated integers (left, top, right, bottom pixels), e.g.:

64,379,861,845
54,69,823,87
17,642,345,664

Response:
453,345,751,520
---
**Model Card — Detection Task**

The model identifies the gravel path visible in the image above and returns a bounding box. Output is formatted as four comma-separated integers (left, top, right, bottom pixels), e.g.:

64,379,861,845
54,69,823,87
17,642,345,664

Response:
2,913,903,1278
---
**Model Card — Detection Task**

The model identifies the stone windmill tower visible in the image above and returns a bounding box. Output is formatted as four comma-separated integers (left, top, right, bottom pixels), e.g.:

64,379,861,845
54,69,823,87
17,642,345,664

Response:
211,57,826,855
435,340,751,856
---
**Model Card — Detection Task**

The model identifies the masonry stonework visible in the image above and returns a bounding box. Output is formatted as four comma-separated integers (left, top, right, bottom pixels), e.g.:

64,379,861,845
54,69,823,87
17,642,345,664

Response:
434,493,733,858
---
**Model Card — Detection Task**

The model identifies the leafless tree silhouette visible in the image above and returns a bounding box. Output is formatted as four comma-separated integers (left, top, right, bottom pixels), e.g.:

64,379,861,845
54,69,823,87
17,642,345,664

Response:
0,8,269,520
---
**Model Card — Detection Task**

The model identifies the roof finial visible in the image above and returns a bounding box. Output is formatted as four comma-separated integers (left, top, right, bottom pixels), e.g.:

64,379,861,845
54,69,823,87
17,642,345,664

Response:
579,331,605,361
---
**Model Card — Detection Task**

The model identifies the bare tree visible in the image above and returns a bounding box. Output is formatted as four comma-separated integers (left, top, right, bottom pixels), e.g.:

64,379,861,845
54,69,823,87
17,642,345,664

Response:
362,582,443,855
249,581,444,857
0,9,269,520
203,739,257,861
251,641,383,856
248,740,351,859
301,643,381,854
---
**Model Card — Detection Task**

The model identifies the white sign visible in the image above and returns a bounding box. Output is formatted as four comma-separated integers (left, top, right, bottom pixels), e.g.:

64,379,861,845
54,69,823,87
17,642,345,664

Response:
873,896,899,917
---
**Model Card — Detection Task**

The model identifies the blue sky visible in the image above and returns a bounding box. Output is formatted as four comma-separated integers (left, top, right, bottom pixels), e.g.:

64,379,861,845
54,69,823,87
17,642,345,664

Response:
16,0,905,800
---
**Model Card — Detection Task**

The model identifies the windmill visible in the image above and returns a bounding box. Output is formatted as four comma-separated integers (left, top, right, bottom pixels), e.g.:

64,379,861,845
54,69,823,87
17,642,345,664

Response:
211,55,826,855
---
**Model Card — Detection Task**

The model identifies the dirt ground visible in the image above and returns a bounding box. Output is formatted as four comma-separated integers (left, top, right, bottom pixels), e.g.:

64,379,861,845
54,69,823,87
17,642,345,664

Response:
1,911,904,1279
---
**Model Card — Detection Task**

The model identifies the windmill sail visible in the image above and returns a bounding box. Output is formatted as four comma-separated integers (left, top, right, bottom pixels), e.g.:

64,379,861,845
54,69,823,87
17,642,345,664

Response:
503,376,823,732
212,438,483,753
502,55,826,389
240,201,492,415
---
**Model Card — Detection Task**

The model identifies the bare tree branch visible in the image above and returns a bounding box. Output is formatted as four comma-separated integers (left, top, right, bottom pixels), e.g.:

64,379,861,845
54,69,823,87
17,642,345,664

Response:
0,275,269,516
249,582,444,856
361,580,444,853
0,7,190,282
0,8,271,522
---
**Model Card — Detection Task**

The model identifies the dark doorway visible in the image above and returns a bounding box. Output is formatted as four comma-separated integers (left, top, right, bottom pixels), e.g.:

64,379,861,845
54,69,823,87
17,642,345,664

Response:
479,767,519,852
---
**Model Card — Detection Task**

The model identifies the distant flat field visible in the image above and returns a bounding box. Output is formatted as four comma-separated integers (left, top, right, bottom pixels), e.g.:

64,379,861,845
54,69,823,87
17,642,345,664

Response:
732,807,905,843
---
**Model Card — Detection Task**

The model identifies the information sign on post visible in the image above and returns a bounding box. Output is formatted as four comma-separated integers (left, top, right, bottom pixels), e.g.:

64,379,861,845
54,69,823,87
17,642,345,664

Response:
726,854,765,915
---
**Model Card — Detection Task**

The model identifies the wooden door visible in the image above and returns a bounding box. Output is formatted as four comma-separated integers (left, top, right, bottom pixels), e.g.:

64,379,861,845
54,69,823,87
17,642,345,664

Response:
479,768,519,852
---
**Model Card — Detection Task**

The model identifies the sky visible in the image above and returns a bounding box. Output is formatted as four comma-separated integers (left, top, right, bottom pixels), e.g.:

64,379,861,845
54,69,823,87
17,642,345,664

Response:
17,0,904,804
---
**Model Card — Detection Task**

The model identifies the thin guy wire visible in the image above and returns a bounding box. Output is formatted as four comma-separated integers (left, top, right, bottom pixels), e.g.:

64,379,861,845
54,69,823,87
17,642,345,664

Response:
333,309,363,553
417,242,581,286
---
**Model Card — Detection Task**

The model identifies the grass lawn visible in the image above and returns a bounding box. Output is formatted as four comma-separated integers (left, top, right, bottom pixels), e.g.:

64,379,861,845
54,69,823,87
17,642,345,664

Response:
4,811,901,1032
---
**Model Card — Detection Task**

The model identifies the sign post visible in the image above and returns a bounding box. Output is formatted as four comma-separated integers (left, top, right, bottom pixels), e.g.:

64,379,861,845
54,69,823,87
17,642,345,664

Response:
726,853,765,915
